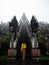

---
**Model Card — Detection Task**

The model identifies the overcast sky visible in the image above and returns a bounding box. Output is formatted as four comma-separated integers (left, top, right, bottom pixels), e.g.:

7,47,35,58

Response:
0,0,49,23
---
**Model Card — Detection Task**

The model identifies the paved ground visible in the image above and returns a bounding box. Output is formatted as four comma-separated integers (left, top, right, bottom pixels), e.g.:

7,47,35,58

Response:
0,58,49,65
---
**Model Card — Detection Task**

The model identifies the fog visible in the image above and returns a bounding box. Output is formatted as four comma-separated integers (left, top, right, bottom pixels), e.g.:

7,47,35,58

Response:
0,0,49,23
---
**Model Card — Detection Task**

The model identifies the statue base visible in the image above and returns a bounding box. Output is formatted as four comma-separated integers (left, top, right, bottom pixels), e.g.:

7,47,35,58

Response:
31,48,41,60
8,48,17,60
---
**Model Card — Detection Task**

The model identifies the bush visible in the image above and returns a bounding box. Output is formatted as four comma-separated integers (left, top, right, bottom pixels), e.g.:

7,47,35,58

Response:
0,33,10,55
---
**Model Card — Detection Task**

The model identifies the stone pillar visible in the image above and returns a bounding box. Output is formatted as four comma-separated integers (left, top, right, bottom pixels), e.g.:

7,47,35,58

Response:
31,33,40,60
8,25,17,59
31,37,34,48
13,38,17,48
31,33,38,48
10,33,14,48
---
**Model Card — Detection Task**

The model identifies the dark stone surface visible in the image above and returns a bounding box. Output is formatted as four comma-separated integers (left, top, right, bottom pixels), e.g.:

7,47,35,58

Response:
0,59,49,65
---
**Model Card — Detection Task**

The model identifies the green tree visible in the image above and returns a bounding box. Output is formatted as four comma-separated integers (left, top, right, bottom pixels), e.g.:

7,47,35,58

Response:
37,31,45,55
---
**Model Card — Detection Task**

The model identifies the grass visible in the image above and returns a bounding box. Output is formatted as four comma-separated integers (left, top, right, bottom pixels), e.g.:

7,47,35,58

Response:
40,55,49,60
0,55,8,61
0,55,49,61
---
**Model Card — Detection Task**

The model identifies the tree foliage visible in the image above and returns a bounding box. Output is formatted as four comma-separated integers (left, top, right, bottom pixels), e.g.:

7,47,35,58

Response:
37,31,45,43
0,33,10,43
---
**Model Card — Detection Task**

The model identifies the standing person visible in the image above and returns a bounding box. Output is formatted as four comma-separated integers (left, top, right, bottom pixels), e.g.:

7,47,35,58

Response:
21,43,26,60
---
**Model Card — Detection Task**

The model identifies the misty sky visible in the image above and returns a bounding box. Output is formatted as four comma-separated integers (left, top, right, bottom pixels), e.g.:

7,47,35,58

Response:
0,0,49,23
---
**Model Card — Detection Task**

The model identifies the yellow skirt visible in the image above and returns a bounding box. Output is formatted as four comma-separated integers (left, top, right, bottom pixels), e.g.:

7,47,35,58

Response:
21,43,26,53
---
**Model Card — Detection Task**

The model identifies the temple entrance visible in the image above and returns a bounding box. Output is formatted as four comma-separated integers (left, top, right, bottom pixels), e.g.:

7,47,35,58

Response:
8,14,41,60
16,25,32,59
